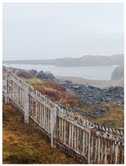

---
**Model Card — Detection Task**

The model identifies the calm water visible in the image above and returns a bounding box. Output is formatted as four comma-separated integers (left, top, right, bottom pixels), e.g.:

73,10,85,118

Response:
4,64,117,81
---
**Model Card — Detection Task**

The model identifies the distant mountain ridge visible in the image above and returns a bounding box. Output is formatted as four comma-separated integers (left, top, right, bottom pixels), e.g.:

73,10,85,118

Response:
4,54,123,66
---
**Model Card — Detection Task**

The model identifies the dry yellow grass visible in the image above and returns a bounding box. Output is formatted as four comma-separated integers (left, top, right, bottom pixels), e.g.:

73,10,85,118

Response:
93,108,124,128
3,104,76,164
80,102,124,128
26,78,44,86
26,78,79,107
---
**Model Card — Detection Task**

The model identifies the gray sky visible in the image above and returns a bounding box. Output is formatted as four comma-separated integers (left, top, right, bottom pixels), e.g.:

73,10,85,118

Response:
3,3,124,60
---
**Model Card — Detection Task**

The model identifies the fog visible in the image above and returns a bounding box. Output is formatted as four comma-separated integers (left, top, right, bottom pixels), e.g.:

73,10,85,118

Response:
3,3,124,60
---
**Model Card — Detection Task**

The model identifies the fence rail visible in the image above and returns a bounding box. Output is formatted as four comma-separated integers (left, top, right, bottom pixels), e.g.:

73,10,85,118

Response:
3,69,124,164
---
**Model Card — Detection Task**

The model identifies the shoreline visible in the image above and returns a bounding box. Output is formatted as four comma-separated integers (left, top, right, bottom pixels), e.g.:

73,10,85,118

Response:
56,76,124,88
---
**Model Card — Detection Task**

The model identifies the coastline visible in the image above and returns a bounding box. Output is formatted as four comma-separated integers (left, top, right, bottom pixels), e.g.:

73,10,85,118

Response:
56,76,124,88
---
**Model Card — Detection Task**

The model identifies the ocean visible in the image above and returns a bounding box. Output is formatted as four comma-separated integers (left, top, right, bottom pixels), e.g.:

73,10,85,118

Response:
4,64,117,81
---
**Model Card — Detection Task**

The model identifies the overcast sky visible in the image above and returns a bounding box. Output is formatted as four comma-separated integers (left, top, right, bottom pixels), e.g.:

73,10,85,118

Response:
3,3,124,60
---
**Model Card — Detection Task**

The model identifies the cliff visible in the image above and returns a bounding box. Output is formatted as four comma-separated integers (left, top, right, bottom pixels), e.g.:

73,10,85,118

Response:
111,65,124,80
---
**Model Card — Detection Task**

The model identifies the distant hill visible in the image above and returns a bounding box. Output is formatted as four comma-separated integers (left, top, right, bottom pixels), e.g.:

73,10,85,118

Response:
4,54,123,66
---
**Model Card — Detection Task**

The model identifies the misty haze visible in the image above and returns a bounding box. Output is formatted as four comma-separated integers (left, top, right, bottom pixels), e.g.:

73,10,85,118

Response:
3,3,123,61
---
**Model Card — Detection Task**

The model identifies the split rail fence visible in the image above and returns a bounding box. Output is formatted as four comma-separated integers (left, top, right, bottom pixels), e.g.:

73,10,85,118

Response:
3,69,124,164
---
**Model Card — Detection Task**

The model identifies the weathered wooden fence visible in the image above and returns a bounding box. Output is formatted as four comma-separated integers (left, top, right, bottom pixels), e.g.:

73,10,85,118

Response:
3,69,124,164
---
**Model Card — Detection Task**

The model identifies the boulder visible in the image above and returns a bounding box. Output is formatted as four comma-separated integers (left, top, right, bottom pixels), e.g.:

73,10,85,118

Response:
36,70,55,80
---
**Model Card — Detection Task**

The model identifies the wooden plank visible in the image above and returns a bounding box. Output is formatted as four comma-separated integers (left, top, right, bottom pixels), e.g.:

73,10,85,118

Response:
95,137,98,162
35,101,38,121
58,117,60,140
64,120,66,144
42,105,44,127
45,107,47,131
98,137,101,163
43,106,46,129
83,131,86,156
71,124,74,149
90,135,94,163
104,141,107,164
24,86,29,124
61,118,64,141
31,96,34,117
50,107,57,148
85,132,88,156
69,123,71,147
115,142,118,164
48,109,50,133
74,126,76,150
47,109,49,132
38,101,40,124
88,131,91,164
66,121,69,145
100,138,104,164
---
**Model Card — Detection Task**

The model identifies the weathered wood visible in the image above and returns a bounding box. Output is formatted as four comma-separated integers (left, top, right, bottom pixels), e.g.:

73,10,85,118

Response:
98,137,100,163
3,69,124,164
83,131,86,155
95,136,97,163
69,123,72,147
50,106,57,147
71,124,74,149
61,118,64,141
115,142,118,164
74,126,76,150
90,135,94,163
64,120,66,144
100,138,104,163
104,142,107,164
24,86,29,124
88,130,91,163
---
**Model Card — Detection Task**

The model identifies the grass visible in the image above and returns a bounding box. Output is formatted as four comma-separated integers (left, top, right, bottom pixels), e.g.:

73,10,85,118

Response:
3,104,76,164
80,102,124,128
93,107,124,128
26,78,66,92
26,78,79,107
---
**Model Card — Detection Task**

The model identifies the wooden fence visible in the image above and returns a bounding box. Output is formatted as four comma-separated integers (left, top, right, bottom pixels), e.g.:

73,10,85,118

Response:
3,69,124,164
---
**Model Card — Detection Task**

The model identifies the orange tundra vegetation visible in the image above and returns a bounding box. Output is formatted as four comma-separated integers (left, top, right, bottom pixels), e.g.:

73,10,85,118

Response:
3,104,76,164
26,79,79,107
59,96,79,107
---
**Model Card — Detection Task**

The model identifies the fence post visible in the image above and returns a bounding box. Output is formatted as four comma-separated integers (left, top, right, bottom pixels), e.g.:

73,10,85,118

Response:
4,71,10,104
50,106,57,148
24,86,30,124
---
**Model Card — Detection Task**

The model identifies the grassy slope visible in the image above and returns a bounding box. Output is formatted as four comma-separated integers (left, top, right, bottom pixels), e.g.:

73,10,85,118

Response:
3,104,76,164
26,78,79,107
79,102,124,128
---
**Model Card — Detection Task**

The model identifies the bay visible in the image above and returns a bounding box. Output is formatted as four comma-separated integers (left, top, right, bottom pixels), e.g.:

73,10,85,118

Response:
4,64,117,81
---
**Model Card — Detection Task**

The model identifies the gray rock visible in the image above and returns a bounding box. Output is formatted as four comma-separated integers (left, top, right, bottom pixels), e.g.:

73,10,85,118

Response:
36,70,55,80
